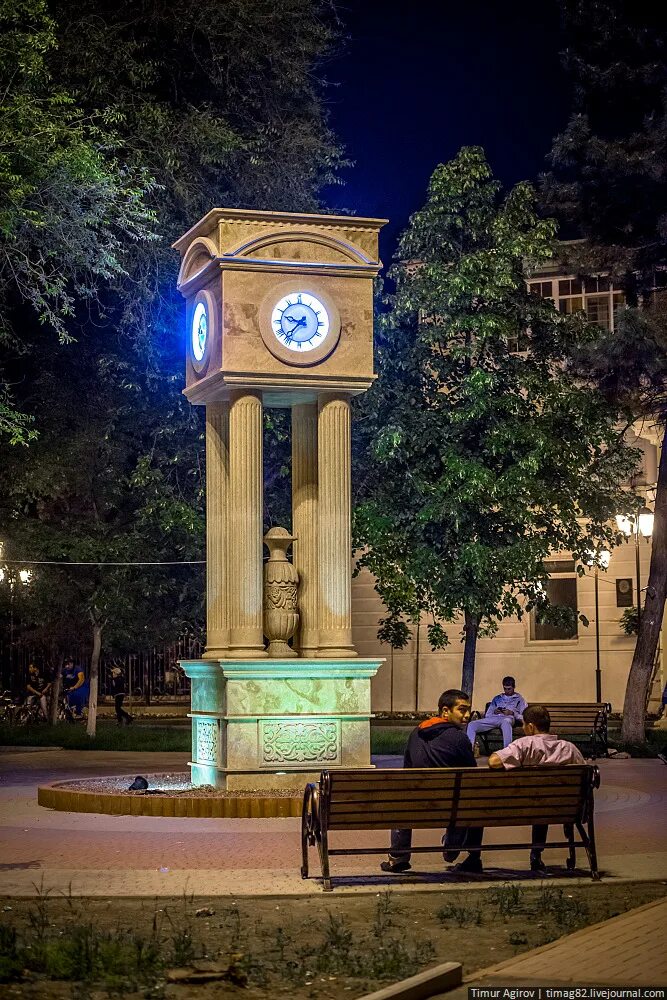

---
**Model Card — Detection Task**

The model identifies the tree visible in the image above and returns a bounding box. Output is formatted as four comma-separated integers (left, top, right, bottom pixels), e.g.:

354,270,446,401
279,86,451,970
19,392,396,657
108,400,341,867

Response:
354,147,637,700
0,322,205,735
0,0,158,442
542,0,667,741
0,0,345,731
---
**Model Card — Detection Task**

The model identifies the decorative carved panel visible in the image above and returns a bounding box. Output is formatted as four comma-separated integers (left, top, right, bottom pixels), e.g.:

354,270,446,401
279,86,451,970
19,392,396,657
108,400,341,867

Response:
196,718,219,764
260,719,340,766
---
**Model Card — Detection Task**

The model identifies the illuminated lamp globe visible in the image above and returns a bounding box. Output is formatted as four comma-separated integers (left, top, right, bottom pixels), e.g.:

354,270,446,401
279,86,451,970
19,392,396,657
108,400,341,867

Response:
615,513,634,536
638,506,654,539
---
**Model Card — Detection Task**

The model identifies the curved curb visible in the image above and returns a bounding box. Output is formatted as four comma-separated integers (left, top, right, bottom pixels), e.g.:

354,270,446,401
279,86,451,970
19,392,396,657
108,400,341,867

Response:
37,778,301,818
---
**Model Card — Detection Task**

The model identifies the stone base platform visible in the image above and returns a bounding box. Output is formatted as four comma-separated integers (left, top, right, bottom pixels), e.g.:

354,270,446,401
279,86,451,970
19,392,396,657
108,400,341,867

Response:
181,656,383,789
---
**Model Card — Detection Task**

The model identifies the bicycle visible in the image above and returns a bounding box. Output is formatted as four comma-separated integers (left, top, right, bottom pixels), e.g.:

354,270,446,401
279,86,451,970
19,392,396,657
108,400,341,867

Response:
14,700,43,725
0,691,20,725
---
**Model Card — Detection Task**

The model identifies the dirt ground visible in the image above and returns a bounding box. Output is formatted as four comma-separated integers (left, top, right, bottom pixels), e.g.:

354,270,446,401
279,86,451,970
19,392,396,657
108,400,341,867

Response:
1,882,665,1000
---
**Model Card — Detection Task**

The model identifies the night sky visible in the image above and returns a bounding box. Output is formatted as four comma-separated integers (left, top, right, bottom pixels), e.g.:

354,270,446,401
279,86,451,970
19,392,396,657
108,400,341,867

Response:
324,0,572,262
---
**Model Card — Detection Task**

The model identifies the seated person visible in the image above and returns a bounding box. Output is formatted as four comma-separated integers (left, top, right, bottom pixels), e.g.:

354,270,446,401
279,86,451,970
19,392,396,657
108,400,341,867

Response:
380,689,482,874
26,664,51,719
488,704,585,872
466,675,526,750
62,658,89,719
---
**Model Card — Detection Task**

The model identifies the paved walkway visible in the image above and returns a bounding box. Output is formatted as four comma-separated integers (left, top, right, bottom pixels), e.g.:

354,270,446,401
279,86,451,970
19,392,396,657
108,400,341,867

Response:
438,896,667,995
0,749,665,897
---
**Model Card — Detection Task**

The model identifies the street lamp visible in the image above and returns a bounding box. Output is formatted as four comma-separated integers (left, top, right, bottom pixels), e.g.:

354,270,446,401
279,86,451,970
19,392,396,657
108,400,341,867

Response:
615,506,655,629
586,548,611,702
0,542,33,687
593,549,611,702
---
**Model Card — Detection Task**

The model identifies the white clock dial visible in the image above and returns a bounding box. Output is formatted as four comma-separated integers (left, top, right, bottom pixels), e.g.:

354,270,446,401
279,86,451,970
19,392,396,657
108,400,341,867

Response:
270,292,329,353
191,301,207,362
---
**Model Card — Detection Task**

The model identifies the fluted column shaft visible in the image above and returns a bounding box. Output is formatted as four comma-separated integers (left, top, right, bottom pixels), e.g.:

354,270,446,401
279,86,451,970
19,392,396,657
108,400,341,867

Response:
228,390,267,658
317,393,357,658
292,403,318,657
204,402,230,659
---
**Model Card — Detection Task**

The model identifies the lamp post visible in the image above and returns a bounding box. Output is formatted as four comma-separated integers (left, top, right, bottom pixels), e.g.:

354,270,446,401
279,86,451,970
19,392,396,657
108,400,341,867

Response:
593,549,611,702
0,542,32,687
616,505,655,629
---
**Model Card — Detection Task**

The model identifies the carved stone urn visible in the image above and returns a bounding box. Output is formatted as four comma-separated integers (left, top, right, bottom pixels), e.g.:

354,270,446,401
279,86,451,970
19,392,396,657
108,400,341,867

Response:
263,527,300,658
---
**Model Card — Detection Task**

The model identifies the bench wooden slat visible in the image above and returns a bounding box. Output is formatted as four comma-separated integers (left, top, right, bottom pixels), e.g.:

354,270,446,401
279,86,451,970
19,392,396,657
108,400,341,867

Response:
329,793,584,814
328,779,584,797
329,801,584,822
328,815,582,830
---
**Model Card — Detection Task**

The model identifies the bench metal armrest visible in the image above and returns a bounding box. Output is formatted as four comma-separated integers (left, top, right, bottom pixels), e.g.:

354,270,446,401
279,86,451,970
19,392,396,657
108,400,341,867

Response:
302,782,321,845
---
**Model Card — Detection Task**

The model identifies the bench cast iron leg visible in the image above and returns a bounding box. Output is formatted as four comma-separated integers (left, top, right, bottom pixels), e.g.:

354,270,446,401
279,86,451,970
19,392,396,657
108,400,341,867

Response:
319,827,332,892
301,822,309,879
576,818,601,880
564,822,576,870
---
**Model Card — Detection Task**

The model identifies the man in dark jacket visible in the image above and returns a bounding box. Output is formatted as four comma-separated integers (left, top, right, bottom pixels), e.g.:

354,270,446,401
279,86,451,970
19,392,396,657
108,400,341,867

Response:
380,688,483,875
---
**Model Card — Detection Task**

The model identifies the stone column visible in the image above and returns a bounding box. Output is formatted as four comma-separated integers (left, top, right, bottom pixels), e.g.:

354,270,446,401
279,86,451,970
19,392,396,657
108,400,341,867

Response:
317,393,357,658
228,390,267,658
204,401,230,659
292,402,318,658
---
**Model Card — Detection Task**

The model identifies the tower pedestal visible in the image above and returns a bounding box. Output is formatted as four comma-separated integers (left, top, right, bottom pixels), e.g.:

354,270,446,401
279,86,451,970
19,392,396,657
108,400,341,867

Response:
182,658,382,790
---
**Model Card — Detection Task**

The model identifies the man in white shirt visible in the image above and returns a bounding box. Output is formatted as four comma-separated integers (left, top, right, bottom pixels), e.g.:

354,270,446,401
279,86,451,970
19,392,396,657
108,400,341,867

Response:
488,704,585,872
467,676,527,749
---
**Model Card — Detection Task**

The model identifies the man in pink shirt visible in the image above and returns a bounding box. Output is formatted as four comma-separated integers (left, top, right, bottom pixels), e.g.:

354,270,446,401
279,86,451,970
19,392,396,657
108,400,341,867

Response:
488,704,585,872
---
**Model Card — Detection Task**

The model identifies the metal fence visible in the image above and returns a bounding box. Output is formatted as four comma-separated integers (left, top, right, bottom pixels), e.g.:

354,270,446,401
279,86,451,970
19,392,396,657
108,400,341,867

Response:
0,637,201,703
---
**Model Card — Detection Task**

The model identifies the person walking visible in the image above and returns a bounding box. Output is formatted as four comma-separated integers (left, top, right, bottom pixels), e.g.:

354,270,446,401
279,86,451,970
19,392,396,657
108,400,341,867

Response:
488,704,585,871
380,689,483,875
110,666,132,726
466,676,527,750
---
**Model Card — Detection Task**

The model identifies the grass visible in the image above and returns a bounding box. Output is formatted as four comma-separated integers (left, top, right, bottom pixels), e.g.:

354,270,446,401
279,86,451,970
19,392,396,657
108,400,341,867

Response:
370,725,409,755
0,719,409,756
608,726,665,758
0,720,190,752
1,717,662,757
1,884,665,997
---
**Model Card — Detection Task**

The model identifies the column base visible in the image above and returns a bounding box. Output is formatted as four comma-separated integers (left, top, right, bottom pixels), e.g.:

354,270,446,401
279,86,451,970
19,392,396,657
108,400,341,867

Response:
228,647,269,659
203,646,229,660
316,647,358,658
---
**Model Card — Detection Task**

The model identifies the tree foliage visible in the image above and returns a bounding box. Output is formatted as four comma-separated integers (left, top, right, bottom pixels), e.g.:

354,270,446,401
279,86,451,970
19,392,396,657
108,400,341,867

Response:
0,0,159,441
543,0,667,741
541,0,667,299
354,147,637,698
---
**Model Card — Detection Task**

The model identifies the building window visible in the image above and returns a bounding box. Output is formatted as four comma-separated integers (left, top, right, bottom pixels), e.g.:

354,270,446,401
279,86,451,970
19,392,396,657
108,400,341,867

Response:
554,275,625,333
530,560,578,641
558,278,583,297
528,280,553,299
558,295,584,315
585,293,610,330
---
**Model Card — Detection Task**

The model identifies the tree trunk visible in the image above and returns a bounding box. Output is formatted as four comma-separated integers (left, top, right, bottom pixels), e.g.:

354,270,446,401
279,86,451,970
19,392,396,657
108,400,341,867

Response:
48,654,64,726
86,622,103,738
461,611,479,701
414,617,421,713
621,436,667,742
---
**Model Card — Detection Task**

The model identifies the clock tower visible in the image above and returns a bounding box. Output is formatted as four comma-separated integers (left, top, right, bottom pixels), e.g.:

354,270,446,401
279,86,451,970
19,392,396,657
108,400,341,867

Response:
173,208,386,790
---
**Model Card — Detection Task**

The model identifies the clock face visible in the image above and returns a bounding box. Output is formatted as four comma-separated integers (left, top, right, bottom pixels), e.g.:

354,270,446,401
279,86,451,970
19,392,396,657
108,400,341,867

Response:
270,292,329,353
191,301,208,363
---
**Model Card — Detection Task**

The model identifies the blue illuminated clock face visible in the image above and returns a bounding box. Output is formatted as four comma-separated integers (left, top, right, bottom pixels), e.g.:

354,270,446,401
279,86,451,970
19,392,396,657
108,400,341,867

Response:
270,292,329,353
191,301,207,363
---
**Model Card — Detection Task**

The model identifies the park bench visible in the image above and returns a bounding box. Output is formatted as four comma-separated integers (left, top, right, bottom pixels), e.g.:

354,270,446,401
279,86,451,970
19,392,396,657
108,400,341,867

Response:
473,702,611,758
301,764,600,891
